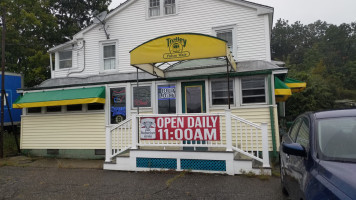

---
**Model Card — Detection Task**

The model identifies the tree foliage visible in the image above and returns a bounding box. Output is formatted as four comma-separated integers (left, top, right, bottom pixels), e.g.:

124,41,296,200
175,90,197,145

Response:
0,0,111,87
272,19,356,120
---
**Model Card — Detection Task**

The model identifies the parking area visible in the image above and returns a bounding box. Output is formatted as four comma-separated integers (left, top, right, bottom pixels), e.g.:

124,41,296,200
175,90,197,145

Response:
0,163,287,200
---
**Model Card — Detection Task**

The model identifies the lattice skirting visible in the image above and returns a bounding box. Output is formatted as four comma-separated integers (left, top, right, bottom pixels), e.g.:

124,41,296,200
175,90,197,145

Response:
136,157,226,172
181,159,226,171
136,158,177,169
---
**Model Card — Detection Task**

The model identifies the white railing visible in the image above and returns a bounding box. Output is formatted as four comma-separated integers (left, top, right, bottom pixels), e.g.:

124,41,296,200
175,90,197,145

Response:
105,117,132,162
105,110,270,168
228,110,270,167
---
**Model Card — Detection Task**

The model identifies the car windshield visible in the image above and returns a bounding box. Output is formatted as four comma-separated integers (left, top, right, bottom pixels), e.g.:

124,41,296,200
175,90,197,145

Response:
318,117,356,162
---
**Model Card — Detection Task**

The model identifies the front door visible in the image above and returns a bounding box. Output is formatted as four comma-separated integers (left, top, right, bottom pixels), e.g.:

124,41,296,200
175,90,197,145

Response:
181,81,207,151
182,81,206,113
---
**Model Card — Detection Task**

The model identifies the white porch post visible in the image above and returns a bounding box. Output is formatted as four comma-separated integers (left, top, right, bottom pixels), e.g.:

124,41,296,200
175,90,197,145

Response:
132,114,138,149
261,123,270,168
225,109,232,151
105,126,112,162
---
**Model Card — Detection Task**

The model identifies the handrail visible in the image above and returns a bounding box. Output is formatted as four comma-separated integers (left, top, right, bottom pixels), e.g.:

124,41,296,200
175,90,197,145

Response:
231,115,261,129
110,116,132,131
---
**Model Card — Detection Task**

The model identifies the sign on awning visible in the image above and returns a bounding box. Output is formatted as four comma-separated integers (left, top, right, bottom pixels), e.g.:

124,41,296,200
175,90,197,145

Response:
130,33,237,77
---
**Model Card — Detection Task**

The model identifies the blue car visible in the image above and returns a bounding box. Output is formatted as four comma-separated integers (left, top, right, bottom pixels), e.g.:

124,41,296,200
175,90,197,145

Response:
280,109,356,200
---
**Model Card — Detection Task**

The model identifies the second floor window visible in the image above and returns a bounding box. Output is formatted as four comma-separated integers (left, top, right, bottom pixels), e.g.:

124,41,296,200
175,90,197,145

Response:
103,44,116,70
216,30,233,50
164,0,176,15
149,0,160,17
149,0,176,17
59,51,72,69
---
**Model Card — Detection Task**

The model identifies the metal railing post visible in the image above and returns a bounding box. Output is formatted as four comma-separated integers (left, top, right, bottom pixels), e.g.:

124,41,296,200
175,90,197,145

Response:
225,109,232,151
261,123,270,167
131,114,138,149
105,126,112,162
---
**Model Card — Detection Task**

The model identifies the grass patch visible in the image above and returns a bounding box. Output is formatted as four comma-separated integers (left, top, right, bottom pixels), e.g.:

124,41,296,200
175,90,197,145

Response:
3,131,20,157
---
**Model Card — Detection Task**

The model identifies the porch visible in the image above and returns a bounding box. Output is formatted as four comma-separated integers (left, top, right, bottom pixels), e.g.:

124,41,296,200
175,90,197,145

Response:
104,110,271,175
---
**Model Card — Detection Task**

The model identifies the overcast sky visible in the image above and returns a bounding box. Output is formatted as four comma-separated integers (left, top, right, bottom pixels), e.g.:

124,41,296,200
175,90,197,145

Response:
109,0,356,25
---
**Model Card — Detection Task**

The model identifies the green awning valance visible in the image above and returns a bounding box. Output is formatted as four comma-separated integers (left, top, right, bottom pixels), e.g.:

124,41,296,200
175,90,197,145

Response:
275,77,292,102
285,78,306,92
13,86,105,108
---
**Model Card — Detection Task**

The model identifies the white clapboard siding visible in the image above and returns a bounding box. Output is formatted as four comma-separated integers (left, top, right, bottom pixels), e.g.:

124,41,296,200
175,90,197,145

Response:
20,113,105,149
53,0,270,78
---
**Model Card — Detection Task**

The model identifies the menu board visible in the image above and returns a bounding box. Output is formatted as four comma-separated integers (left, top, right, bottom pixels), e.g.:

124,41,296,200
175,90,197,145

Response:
133,86,151,107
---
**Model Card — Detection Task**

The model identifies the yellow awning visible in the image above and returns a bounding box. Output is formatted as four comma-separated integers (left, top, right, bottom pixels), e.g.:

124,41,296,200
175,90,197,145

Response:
130,33,237,77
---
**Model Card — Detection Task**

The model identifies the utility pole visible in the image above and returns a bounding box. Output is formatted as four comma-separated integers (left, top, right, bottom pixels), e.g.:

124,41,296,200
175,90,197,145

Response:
0,7,6,158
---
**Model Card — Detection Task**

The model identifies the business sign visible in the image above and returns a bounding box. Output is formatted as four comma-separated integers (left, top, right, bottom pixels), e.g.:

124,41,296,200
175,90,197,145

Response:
140,116,220,141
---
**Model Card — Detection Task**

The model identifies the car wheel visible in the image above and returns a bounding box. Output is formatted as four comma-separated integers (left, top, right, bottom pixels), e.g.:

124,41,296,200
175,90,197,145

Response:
280,157,289,196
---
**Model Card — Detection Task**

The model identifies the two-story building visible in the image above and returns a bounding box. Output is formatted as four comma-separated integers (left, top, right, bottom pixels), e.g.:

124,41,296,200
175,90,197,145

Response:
14,0,304,175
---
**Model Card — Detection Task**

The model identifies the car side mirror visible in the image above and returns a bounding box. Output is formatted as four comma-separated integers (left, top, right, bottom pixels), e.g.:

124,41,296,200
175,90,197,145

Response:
282,143,307,157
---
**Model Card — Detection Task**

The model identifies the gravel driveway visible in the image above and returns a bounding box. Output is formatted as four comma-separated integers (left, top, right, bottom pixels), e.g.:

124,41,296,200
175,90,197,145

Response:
0,166,287,200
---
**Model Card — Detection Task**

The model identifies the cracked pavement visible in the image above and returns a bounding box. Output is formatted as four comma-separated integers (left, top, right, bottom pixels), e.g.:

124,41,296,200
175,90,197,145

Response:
0,166,287,200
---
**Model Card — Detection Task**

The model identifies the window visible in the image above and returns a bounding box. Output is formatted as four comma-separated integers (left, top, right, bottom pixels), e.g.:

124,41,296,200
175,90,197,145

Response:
211,80,233,105
133,86,151,108
149,0,160,17
289,118,302,142
164,0,176,15
27,107,41,114
157,84,176,114
67,104,82,112
217,30,232,49
46,106,61,113
149,0,176,17
214,25,236,56
103,44,116,70
110,87,126,124
88,103,104,111
241,76,266,104
59,51,72,69
296,118,310,149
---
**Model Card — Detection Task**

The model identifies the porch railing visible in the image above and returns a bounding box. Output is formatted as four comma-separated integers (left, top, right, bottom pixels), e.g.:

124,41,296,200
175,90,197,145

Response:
105,110,270,167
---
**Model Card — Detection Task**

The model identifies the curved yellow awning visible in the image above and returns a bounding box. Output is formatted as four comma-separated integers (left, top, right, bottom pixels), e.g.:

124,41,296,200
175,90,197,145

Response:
130,33,237,77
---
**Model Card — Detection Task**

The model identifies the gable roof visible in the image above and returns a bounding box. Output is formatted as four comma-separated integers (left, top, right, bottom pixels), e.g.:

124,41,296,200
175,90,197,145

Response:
49,0,273,53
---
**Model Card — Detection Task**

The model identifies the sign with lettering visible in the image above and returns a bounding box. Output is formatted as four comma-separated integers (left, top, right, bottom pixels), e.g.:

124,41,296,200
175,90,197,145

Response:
133,86,151,107
140,116,220,141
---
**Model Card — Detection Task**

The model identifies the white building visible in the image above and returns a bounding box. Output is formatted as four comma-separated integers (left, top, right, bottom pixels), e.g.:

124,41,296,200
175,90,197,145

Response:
14,0,302,175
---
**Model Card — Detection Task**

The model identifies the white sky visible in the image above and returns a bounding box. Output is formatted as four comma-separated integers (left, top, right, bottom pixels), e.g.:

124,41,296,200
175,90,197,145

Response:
109,0,356,25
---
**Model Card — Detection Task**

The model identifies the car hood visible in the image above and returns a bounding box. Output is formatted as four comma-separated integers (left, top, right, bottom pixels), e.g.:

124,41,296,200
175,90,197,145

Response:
319,160,356,199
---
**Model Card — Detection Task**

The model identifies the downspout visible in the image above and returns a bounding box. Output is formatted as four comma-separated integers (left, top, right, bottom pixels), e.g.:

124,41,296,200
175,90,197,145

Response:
268,74,277,157
67,40,86,77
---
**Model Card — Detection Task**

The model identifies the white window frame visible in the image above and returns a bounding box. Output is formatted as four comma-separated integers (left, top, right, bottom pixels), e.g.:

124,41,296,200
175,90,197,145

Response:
147,0,178,19
209,78,235,108
56,49,73,71
240,75,267,106
212,24,237,58
100,40,118,72
155,81,177,114
131,83,153,110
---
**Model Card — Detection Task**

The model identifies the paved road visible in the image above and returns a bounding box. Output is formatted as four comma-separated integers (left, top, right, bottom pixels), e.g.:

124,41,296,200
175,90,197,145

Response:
0,166,287,200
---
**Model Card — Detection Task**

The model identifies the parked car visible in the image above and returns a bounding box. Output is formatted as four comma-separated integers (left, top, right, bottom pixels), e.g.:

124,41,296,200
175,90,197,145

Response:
280,109,356,200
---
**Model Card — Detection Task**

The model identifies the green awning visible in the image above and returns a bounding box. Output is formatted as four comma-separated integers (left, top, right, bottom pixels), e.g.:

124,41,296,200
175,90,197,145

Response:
13,86,105,108
275,77,292,102
285,78,306,92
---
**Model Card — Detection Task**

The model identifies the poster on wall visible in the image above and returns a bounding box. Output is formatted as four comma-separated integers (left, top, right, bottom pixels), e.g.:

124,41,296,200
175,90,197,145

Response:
140,116,220,141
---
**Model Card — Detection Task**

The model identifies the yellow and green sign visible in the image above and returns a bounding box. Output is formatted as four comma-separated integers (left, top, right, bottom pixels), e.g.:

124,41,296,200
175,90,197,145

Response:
130,33,237,77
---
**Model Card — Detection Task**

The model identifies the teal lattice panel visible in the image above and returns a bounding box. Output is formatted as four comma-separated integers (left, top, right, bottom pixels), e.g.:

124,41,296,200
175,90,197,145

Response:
181,159,226,171
136,158,177,169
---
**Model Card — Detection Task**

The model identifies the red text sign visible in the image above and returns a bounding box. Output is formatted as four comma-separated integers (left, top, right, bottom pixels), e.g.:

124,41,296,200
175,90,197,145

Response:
140,116,220,140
